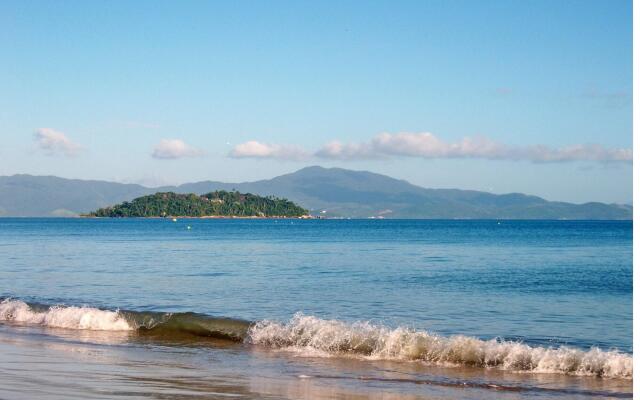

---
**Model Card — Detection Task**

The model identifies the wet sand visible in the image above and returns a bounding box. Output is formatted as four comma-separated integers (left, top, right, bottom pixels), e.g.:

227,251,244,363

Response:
0,323,631,400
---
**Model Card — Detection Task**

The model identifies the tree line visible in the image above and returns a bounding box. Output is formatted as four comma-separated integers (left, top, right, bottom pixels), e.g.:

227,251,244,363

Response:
88,191,309,217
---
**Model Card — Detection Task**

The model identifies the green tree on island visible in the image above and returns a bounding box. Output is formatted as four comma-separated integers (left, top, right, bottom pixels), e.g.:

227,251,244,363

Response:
87,191,309,218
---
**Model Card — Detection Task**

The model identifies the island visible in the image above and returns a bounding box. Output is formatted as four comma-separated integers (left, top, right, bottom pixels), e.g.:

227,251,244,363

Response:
86,191,310,218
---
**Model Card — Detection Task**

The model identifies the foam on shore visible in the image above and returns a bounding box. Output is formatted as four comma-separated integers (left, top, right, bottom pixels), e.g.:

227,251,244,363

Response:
248,313,632,379
0,299,132,331
0,300,631,379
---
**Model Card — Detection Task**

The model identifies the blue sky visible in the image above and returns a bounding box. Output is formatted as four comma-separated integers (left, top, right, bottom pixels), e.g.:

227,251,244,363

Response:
0,0,632,203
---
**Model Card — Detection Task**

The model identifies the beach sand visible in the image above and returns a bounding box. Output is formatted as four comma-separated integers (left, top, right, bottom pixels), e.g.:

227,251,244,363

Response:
0,323,631,400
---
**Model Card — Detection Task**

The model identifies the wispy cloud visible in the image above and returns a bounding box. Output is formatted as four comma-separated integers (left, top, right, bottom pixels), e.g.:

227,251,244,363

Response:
33,128,82,157
316,132,632,163
317,133,509,160
151,139,204,159
229,141,309,161
315,140,382,160
512,143,632,163
229,133,631,164
581,88,631,108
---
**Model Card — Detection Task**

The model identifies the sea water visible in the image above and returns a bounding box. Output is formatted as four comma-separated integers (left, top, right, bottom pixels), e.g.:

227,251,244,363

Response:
0,218,632,399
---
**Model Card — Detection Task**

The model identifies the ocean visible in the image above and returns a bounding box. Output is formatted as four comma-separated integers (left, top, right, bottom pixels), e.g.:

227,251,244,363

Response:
0,218,632,399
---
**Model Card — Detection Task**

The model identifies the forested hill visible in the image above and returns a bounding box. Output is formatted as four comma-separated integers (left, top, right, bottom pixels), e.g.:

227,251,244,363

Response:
87,191,309,218
1,168,632,219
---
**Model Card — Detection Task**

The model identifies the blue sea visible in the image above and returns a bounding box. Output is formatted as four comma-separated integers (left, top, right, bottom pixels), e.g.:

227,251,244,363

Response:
0,218,633,399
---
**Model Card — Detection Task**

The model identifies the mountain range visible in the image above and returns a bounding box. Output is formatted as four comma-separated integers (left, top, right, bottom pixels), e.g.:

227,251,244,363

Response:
0,166,632,219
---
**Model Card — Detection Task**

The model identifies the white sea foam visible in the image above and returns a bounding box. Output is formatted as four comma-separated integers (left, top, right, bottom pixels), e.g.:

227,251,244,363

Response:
0,301,631,379
0,300,133,331
248,313,632,379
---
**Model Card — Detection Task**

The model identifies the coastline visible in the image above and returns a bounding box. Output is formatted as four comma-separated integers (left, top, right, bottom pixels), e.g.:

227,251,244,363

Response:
0,298,632,380
0,321,632,400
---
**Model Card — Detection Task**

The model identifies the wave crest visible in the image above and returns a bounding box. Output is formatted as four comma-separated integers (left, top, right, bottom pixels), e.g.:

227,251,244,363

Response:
0,299,132,331
247,313,632,379
0,301,631,379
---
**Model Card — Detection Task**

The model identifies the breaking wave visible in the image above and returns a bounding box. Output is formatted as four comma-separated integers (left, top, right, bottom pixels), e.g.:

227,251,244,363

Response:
0,299,250,341
0,300,631,379
248,313,632,379
0,299,132,331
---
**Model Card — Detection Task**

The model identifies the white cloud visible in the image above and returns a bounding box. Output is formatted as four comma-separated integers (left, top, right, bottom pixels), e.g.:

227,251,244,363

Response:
33,128,82,157
315,140,378,160
226,133,631,164
315,133,507,160
315,132,632,163
229,141,309,161
151,139,204,159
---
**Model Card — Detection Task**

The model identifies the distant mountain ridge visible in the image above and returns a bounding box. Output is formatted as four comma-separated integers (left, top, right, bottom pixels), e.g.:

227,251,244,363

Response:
0,167,632,219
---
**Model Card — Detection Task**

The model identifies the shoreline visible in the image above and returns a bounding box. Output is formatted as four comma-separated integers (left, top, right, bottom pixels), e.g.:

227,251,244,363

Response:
0,298,632,380
0,322,632,400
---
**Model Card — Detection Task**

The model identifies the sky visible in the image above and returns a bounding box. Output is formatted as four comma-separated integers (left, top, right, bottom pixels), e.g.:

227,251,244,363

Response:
0,0,632,203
